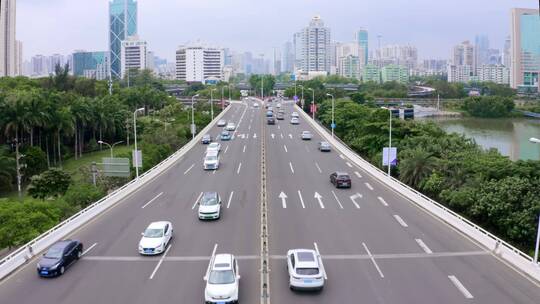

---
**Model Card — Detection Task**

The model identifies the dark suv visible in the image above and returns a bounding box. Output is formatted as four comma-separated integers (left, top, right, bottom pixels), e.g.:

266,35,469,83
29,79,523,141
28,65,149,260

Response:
330,172,351,188
267,117,276,125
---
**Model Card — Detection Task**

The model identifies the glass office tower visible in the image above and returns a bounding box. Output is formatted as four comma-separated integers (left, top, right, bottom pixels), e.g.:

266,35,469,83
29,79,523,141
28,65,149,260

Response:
109,0,137,79
510,8,540,91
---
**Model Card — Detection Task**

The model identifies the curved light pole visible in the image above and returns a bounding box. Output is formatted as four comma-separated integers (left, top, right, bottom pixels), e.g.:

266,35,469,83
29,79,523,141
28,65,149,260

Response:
326,93,335,138
133,108,145,179
307,88,315,119
98,140,124,158
210,89,217,120
191,94,200,140
529,137,540,265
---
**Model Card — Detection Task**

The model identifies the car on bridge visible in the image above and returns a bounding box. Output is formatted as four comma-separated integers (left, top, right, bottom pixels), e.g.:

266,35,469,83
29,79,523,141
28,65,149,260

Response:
318,141,331,152
225,122,236,131
220,131,232,141
204,151,220,170
267,117,276,125
37,240,83,277
287,249,325,291
291,112,299,118
290,117,300,125
204,253,240,304
301,131,313,140
330,172,351,188
138,221,173,255
217,119,227,127
276,113,284,120
206,142,221,154
201,134,212,144
198,192,222,220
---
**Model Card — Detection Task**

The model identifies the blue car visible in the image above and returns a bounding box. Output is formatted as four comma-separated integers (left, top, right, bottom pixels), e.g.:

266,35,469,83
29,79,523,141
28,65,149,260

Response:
37,240,83,277
221,131,232,141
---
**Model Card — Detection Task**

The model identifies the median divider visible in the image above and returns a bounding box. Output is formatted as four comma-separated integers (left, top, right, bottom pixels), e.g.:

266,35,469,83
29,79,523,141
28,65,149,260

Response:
0,104,233,281
296,104,540,283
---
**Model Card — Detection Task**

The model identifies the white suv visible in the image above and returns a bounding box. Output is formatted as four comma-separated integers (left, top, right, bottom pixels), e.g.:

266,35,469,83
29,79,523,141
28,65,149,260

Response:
198,192,222,220
204,151,220,170
287,249,325,290
204,254,240,303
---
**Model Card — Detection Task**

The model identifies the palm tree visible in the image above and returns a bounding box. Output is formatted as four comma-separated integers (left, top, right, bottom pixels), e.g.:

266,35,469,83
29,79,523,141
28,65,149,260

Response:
398,148,438,189
0,147,16,191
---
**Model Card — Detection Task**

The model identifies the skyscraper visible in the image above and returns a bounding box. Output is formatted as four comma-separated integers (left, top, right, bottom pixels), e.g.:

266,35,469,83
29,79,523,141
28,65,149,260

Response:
452,41,474,67
510,8,540,90
296,16,332,73
121,35,147,78
175,44,224,83
281,41,294,73
109,0,137,79
474,35,490,69
0,0,16,76
356,29,368,66
72,51,110,80
503,36,511,67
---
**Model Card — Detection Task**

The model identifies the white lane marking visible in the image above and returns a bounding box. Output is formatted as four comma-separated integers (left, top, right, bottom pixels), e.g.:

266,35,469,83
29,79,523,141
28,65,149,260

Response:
149,244,172,280
393,215,409,227
377,196,388,207
253,133,257,139
415,239,433,254
192,192,203,209
283,145,288,153
224,145,229,154
331,191,344,209
297,190,306,208
354,171,362,178
288,134,293,139
314,192,325,209
305,146,310,152
289,162,295,174
313,242,327,280
246,133,250,139
82,243,98,256
346,162,353,168
248,125,251,130
237,162,242,174
183,164,195,175
279,192,288,208
205,244,219,280
315,162,322,173
362,242,384,278
448,275,474,299
339,154,345,159
278,125,281,130
271,133,275,139
365,182,374,191
227,191,234,208
213,169,216,175
243,145,246,153
141,192,164,209
349,193,362,209
280,133,284,139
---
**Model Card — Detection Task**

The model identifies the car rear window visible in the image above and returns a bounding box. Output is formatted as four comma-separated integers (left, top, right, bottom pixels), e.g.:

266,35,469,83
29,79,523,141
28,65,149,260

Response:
338,175,350,180
297,252,315,262
296,268,319,275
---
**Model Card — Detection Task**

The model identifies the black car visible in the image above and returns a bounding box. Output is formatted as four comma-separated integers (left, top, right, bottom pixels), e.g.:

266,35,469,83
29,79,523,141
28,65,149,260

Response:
201,134,212,144
267,117,276,125
37,240,83,277
330,172,352,188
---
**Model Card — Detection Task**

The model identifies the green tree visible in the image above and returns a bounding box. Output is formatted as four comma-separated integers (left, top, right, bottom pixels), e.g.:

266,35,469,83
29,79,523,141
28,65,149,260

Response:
27,168,71,200
63,183,105,208
398,148,438,188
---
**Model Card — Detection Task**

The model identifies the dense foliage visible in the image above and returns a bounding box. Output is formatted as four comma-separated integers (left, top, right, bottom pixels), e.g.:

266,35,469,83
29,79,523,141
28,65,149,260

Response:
316,99,540,254
462,96,515,118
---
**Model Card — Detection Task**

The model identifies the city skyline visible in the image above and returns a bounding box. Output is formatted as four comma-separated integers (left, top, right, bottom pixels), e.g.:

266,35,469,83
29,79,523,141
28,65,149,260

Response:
19,0,538,62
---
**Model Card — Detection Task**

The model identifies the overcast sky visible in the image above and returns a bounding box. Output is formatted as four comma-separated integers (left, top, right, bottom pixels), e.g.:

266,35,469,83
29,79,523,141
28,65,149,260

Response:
19,0,538,62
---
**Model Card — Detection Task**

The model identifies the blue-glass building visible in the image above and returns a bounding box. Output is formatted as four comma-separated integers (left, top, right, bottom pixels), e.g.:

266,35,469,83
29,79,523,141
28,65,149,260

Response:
109,0,137,78
356,29,368,65
72,51,108,78
511,8,540,91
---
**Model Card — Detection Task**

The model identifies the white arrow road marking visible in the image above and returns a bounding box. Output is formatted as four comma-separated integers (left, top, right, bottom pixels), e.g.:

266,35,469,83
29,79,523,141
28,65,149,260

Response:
313,242,327,280
346,162,353,168
331,191,344,209
283,145,288,153
192,192,203,209
237,162,242,174
288,134,293,139
339,154,345,159
142,192,163,209
377,196,388,207
415,239,433,254
354,171,362,178
365,182,374,191
183,164,195,175
289,162,295,174
243,145,246,153
315,162,322,173
393,215,408,227
239,134,245,139
280,133,284,139
349,193,362,209
279,192,288,208
271,133,275,139
253,133,257,139
226,191,235,208
246,133,250,139
448,275,474,299
314,192,325,209
82,243,98,256
297,190,306,208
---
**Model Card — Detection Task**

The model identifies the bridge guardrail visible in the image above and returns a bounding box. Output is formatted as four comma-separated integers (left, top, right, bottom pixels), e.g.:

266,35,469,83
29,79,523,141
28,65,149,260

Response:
0,105,233,281
295,104,540,283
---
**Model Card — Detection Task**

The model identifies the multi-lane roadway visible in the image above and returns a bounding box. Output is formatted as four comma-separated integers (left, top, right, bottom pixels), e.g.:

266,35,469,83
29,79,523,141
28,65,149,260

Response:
0,99,539,304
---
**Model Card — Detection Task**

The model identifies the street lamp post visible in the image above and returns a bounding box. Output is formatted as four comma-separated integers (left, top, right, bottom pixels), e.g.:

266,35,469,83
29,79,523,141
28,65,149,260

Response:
307,88,315,119
98,140,124,158
133,108,145,179
529,137,540,265
192,94,200,140
210,89,217,120
326,93,335,138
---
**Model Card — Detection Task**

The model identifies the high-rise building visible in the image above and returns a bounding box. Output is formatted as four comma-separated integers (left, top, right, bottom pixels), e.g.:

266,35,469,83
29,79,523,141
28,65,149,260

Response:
109,0,137,79
121,35,147,78
362,64,380,83
503,36,511,68
31,55,47,76
293,32,303,71
14,40,21,76
296,16,332,73
0,0,16,76
272,48,281,75
175,45,224,83
338,55,361,80
452,41,474,67
281,41,294,73
474,35,490,69
477,64,510,85
378,45,418,69
72,51,110,80
356,29,368,66
49,54,65,71
447,64,472,83
381,64,409,84
510,8,540,91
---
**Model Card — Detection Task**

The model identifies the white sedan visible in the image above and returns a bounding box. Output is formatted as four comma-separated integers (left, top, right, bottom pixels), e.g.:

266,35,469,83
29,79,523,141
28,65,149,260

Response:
206,142,221,154
287,249,325,290
217,120,227,127
205,254,240,303
290,117,300,125
301,131,313,140
139,221,173,255
225,122,236,131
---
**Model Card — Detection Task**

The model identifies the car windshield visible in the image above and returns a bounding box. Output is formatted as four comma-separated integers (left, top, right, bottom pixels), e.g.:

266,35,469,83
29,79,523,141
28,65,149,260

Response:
206,156,217,161
296,268,319,275
44,246,64,259
143,228,164,238
209,143,218,149
201,194,218,206
208,270,235,284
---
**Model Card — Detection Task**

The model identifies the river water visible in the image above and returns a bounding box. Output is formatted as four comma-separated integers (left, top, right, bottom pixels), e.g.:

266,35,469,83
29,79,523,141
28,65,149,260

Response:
418,116,540,161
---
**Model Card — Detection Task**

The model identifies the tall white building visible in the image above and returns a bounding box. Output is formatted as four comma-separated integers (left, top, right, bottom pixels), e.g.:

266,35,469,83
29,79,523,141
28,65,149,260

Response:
378,45,418,69
14,40,21,76
296,16,332,73
452,41,475,67
121,35,147,78
447,64,472,83
31,55,47,77
293,32,303,72
0,0,16,76
281,41,294,73
477,64,510,85
175,44,224,83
